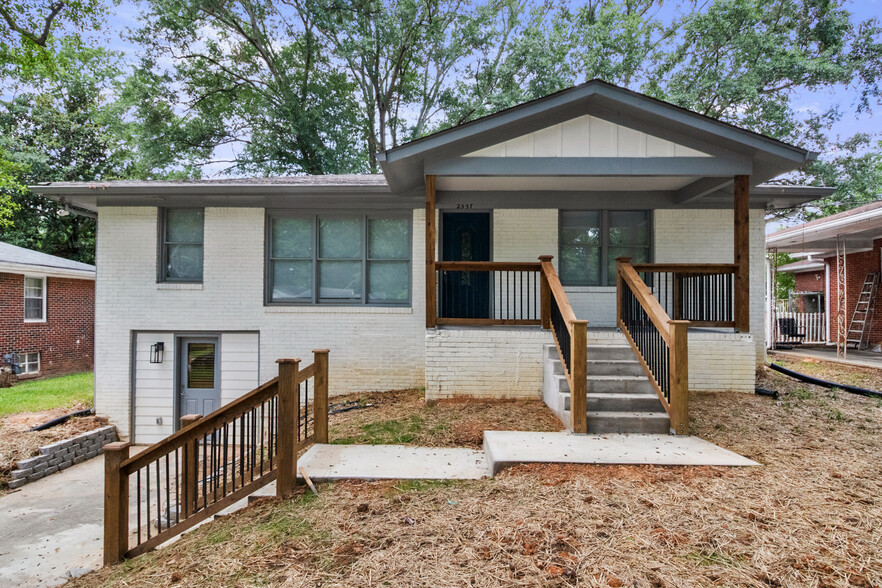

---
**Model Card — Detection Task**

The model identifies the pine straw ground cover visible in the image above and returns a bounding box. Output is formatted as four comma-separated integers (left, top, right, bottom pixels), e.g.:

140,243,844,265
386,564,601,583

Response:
0,405,109,493
72,369,882,588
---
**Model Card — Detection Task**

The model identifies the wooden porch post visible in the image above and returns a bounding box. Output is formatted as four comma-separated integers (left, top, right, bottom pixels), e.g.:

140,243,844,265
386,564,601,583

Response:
668,320,690,435
276,358,300,499
570,320,589,434
426,175,437,328
312,349,329,444
103,441,131,565
539,255,553,329
734,174,750,332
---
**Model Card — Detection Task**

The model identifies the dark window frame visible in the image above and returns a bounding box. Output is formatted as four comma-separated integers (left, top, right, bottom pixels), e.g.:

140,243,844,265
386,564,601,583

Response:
158,208,205,283
265,211,413,307
558,210,653,287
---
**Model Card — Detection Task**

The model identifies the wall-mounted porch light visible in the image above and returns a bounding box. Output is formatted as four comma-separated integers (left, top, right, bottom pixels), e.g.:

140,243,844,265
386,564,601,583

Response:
150,342,165,364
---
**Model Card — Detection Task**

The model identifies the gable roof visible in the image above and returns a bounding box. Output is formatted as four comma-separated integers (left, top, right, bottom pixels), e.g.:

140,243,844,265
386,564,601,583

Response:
379,79,817,193
0,242,95,279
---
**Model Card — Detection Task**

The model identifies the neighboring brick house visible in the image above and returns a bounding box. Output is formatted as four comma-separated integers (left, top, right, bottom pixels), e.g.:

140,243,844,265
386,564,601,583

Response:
34,81,830,442
0,242,95,379
768,201,882,349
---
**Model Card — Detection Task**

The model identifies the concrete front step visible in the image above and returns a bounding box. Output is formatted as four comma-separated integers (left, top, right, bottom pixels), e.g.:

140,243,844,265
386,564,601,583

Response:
587,344,633,361
588,359,643,377
586,411,671,434
587,393,664,412
588,375,653,394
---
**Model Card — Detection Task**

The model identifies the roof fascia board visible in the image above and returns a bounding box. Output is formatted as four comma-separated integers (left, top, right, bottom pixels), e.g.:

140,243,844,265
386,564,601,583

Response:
768,207,882,246
426,156,752,177
0,261,95,280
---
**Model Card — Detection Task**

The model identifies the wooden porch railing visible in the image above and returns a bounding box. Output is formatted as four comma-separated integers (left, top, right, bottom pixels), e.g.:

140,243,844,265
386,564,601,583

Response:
103,349,330,564
434,261,543,326
631,263,738,328
539,256,588,434
617,258,689,435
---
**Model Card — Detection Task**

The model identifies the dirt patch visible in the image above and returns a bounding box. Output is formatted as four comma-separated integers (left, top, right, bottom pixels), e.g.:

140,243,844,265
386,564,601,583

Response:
0,405,109,492
71,363,882,587
768,352,882,392
329,389,564,447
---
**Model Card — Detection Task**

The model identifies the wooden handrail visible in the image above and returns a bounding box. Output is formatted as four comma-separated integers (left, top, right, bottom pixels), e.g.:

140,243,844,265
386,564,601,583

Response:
616,258,689,435
631,263,737,274
618,262,675,345
105,351,331,564
435,261,542,272
538,256,587,434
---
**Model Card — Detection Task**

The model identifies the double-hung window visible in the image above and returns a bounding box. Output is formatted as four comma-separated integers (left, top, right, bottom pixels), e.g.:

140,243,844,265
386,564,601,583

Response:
24,276,46,322
160,209,204,282
267,213,411,305
559,210,651,286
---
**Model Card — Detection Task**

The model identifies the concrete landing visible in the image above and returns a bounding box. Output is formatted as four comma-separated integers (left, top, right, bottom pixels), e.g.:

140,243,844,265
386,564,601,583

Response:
298,444,490,480
483,431,758,474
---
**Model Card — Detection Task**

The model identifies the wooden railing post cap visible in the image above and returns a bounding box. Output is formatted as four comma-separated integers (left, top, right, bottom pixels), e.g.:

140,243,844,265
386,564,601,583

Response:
538,255,554,262
276,358,301,364
571,319,589,325
104,441,131,452
615,256,632,263
669,320,690,328
311,349,330,355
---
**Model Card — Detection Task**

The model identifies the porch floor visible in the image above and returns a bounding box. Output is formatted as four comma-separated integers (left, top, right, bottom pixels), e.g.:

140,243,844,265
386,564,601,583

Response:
770,347,882,370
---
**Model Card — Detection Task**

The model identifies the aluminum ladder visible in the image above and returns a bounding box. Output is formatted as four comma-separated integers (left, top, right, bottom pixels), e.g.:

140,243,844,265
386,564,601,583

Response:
846,272,879,349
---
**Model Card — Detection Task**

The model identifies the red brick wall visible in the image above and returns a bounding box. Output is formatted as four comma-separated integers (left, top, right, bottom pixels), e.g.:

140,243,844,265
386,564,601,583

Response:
794,270,824,295
827,239,882,348
0,272,95,378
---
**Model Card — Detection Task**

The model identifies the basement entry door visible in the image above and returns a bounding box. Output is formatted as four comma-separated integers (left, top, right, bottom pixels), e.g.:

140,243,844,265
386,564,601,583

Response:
178,337,220,422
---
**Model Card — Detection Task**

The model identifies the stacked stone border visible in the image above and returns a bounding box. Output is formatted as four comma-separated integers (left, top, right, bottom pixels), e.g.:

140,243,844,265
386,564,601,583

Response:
7,425,117,490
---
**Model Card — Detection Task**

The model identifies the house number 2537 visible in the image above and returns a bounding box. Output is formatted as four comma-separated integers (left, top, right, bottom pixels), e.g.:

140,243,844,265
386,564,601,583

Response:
456,203,474,210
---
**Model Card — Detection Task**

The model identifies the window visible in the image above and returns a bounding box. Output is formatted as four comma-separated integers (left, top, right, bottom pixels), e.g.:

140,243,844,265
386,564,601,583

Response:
24,276,46,322
160,209,204,282
17,352,40,375
267,213,411,305
559,210,651,286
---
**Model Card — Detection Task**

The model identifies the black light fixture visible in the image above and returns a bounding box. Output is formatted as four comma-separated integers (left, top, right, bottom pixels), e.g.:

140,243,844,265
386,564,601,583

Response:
150,342,164,364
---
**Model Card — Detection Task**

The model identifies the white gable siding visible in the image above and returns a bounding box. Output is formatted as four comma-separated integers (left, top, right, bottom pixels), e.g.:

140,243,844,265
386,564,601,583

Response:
465,115,711,158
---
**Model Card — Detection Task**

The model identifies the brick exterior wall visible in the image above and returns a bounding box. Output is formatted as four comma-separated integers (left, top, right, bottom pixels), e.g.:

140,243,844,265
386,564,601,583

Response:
794,271,825,296
826,239,882,348
96,205,766,439
0,272,94,378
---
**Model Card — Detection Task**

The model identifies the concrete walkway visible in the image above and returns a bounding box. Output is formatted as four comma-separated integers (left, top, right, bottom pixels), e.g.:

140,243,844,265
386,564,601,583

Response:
298,445,489,481
0,453,104,587
483,431,759,474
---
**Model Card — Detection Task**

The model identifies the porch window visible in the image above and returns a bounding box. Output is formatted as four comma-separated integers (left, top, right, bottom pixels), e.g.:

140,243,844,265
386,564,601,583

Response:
267,213,411,305
159,209,204,282
23,276,46,322
559,210,650,286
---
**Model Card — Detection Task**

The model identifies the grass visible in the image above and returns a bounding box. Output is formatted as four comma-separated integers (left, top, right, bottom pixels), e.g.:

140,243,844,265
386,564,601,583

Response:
0,372,93,417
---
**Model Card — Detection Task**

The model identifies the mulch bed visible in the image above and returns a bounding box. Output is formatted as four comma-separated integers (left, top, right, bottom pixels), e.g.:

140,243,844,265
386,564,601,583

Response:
0,405,109,493
70,364,882,587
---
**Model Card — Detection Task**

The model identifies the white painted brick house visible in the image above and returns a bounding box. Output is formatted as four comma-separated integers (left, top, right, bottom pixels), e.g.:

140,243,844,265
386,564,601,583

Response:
37,81,830,443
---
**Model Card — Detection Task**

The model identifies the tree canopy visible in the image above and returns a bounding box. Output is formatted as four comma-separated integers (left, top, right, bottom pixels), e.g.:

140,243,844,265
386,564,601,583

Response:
1,0,881,259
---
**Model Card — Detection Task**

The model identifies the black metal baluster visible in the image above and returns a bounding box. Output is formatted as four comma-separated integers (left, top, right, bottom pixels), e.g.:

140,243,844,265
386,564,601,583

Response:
155,459,162,531
201,434,207,511
137,469,142,544
165,454,171,530
174,449,180,525
146,465,151,540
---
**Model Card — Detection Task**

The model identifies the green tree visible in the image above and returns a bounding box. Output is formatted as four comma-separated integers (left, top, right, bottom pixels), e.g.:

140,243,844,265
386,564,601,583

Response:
128,0,366,176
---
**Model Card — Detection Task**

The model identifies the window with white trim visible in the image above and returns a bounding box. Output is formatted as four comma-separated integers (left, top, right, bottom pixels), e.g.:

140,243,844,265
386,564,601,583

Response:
18,352,40,375
266,213,412,305
24,276,46,321
159,209,204,282
559,210,651,286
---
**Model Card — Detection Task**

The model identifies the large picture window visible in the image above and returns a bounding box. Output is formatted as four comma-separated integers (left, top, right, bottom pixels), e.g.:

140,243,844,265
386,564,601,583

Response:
559,210,651,286
267,213,411,305
160,209,204,282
